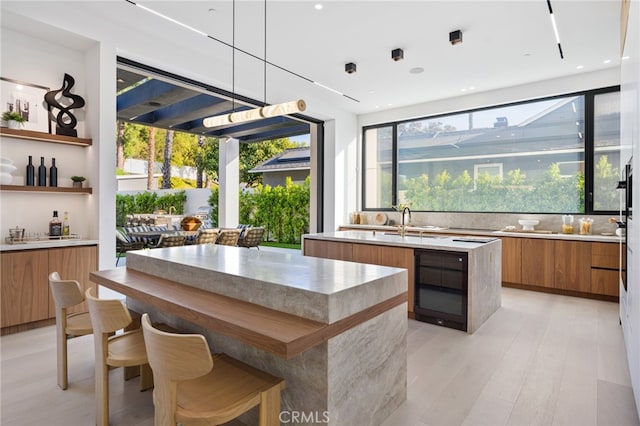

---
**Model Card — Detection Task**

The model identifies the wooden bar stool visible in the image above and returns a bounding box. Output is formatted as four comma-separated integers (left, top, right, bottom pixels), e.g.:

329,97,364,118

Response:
85,288,153,426
141,313,285,426
48,272,94,390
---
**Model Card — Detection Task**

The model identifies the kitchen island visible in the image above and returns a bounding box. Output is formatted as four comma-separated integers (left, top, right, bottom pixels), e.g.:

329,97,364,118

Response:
90,244,408,426
303,230,502,334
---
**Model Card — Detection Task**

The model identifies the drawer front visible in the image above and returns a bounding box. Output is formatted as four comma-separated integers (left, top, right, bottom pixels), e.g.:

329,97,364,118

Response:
591,242,619,269
591,269,619,297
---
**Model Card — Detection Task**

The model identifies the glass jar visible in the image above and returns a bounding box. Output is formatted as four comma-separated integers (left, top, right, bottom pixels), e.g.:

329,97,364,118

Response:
579,218,593,235
562,215,574,234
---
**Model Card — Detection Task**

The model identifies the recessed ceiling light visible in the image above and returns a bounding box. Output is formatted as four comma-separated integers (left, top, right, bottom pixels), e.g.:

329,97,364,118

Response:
603,59,611,64
469,86,475,90
576,65,584,69
461,88,467,92
368,90,375,94
409,67,424,74
314,4,323,10
622,56,630,60
387,103,393,106
524,53,532,57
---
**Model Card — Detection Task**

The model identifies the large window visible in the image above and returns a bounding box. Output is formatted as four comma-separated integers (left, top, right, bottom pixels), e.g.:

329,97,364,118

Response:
362,87,620,214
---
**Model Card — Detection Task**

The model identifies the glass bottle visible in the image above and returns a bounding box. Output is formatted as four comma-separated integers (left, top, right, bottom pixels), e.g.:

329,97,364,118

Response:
62,211,70,236
37,157,46,186
49,158,58,187
49,210,62,237
26,155,35,186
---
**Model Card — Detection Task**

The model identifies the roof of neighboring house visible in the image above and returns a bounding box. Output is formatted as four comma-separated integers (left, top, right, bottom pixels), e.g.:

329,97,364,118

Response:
249,147,310,174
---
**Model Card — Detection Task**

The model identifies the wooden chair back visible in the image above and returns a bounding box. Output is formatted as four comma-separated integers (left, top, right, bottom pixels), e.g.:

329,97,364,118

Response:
49,272,85,309
85,288,132,334
142,314,213,425
216,229,241,246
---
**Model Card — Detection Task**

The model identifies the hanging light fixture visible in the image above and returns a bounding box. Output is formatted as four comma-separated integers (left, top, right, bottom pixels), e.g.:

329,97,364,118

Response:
203,0,306,128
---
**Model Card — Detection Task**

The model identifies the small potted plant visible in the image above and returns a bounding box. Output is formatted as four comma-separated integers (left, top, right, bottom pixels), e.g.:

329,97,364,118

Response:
2,111,26,129
70,175,86,188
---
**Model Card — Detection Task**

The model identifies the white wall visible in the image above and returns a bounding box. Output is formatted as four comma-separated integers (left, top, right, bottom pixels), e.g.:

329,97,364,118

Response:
620,0,640,418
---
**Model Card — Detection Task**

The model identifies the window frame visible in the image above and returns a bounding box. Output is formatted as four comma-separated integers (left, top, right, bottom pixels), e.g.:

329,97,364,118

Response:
361,85,621,215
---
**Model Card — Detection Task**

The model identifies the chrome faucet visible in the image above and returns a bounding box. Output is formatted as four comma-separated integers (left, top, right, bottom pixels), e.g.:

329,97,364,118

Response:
401,206,411,227
168,206,176,216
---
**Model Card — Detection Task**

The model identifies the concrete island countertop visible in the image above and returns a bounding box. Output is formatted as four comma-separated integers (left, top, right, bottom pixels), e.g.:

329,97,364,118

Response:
0,239,99,252
339,224,621,243
305,230,501,252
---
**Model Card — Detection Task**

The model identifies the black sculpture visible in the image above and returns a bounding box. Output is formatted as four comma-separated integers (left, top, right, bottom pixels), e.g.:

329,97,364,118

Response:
44,73,85,137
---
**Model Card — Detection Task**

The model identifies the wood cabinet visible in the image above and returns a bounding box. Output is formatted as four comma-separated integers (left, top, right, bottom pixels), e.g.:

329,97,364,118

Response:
554,240,591,293
590,242,620,297
1,245,97,334
352,244,415,312
500,236,619,300
501,237,522,284
47,246,98,315
303,239,352,261
520,238,555,288
1,250,49,327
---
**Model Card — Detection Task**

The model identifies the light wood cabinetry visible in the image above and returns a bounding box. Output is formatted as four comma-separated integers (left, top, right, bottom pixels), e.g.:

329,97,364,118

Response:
520,238,555,288
47,246,98,315
1,245,97,334
590,242,620,297
1,250,49,328
502,237,618,300
554,240,591,293
304,240,415,312
501,237,522,284
303,239,352,261
352,244,415,312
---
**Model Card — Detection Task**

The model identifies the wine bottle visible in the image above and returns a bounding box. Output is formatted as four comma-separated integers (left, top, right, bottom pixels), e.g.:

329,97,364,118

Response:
49,210,62,238
49,158,58,187
37,157,46,186
62,211,70,236
26,155,35,186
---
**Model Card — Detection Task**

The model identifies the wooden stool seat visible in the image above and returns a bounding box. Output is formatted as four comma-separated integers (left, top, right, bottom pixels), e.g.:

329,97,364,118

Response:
106,329,148,367
65,312,93,336
176,354,285,424
141,314,285,426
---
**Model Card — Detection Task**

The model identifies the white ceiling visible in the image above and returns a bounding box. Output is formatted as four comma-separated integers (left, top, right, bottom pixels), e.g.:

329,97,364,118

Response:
1,1,622,118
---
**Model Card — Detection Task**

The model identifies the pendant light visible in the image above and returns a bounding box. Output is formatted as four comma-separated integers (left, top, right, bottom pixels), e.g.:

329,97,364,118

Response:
203,0,306,128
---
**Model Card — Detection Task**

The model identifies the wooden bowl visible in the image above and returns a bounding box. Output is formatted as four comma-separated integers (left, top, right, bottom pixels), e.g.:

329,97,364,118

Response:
180,216,202,231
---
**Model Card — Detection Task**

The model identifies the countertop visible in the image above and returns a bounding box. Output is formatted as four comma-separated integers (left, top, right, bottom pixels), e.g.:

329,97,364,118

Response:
304,230,500,252
0,239,99,252
125,244,407,324
338,224,621,243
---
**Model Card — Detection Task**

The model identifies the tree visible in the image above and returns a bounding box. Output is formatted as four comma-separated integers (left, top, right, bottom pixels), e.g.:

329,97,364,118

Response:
147,127,156,189
116,120,125,169
162,130,174,188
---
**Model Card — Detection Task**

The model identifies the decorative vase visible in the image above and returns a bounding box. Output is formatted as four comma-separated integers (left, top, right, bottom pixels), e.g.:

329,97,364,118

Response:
72,181,83,188
7,120,21,130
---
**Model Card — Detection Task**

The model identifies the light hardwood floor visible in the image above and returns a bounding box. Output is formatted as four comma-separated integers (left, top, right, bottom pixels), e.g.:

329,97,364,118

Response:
1,287,638,426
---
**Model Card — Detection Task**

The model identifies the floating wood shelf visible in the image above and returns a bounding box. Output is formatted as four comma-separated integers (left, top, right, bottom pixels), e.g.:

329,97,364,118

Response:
0,127,92,147
0,185,92,194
